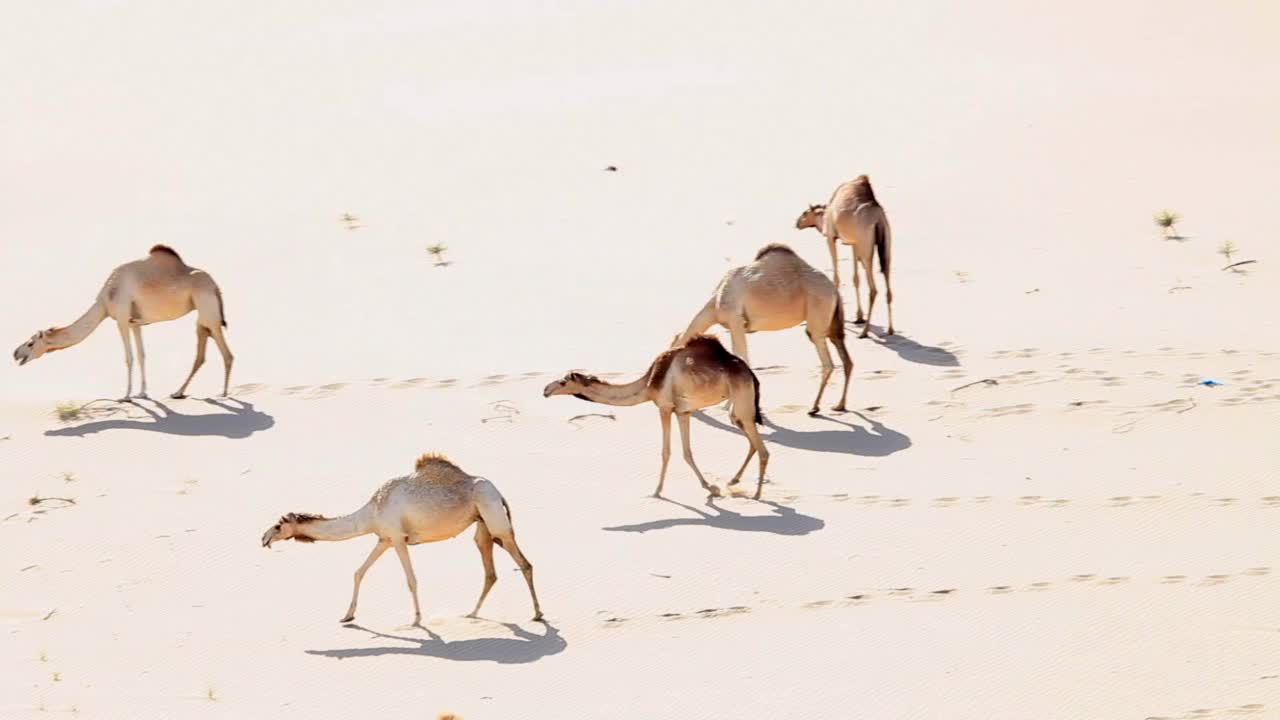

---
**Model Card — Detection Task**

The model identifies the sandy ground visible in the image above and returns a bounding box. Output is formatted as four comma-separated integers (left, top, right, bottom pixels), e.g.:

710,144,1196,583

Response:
3,2,1279,718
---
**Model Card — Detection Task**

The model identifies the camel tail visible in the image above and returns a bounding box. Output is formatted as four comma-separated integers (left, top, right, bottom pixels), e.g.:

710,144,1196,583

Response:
874,221,889,275
215,286,227,328
746,365,764,426
473,479,514,538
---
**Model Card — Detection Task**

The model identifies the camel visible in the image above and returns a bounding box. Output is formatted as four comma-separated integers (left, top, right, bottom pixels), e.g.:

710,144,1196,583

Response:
543,335,769,499
12,245,233,400
673,243,853,416
795,174,895,337
261,453,543,624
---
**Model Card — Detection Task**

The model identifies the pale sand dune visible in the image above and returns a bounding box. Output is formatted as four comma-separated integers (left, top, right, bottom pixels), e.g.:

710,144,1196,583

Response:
2,1,1279,718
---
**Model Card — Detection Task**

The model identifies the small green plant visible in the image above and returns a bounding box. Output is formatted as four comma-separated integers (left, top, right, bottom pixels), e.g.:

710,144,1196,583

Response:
206,686,218,702
1154,210,1181,238
53,402,82,422
51,672,61,682
1218,240,1238,263
426,243,449,265
61,472,76,484
39,650,48,662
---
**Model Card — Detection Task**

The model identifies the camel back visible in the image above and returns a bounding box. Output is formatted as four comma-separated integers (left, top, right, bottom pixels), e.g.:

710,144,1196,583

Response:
414,452,466,476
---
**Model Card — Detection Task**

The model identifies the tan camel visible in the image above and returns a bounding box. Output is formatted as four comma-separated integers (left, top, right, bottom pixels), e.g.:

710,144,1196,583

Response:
543,335,769,499
673,243,853,416
12,245,233,399
261,453,543,624
795,174,895,337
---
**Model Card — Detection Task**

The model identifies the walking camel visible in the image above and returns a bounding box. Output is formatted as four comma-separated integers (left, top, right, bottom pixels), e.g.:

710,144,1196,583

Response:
543,335,769,499
673,243,853,416
12,245,234,399
261,453,543,624
795,174,895,337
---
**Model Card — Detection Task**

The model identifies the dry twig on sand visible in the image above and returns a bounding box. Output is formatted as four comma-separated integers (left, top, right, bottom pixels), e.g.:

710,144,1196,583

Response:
950,378,998,394
568,412,617,429
1222,260,1258,272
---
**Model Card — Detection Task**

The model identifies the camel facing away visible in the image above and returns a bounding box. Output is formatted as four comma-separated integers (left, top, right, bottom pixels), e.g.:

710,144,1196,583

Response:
795,174,895,337
674,243,853,415
261,453,543,624
12,245,234,399
543,335,769,499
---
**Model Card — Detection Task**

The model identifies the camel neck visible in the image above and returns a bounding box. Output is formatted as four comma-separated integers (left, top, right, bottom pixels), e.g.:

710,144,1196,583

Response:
50,301,108,349
298,503,375,542
579,376,651,407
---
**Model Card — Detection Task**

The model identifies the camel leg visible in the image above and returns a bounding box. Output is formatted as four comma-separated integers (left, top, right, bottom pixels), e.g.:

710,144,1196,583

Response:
860,257,878,339
654,407,673,497
830,335,853,412
207,324,234,396
116,322,134,401
392,539,422,625
171,325,210,399
851,252,866,324
495,533,543,622
827,231,840,288
676,300,718,347
723,317,749,411
739,418,770,500
883,262,895,337
677,413,720,498
129,325,149,398
466,523,498,618
807,329,835,416
341,538,390,623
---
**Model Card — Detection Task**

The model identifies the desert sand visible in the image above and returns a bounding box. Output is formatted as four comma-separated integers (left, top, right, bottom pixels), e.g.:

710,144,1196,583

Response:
3,2,1278,718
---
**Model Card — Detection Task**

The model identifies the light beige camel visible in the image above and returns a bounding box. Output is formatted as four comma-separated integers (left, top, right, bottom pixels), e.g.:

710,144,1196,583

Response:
673,243,853,416
795,174,895,337
12,245,233,399
261,453,543,624
543,335,769,499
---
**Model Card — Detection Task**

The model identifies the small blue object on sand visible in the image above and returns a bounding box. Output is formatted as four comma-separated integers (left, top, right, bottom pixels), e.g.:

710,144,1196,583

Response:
1199,379,1223,387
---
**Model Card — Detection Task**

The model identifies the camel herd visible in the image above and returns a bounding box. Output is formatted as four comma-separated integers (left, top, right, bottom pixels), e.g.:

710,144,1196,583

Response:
12,174,894,624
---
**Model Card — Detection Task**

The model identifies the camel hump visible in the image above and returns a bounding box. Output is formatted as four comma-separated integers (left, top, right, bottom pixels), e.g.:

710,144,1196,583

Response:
148,244,183,261
414,452,464,474
754,243,797,261
850,175,878,206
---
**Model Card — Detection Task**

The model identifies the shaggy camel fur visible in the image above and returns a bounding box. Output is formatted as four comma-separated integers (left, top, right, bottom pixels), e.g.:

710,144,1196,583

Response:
12,245,233,399
795,174,895,337
543,335,769,499
673,243,853,415
261,453,543,624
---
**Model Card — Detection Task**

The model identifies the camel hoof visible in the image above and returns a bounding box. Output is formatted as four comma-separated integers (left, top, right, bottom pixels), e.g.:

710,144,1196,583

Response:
886,329,895,336
170,392,187,400
727,477,741,486
339,614,355,623
706,485,722,498
807,407,820,416
854,317,866,325
858,331,870,339
533,613,545,622
753,491,763,500
832,404,847,412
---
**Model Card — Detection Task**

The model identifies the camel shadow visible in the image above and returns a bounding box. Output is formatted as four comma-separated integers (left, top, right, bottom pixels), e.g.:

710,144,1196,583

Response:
44,398,274,439
306,621,565,665
694,410,910,457
852,327,960,367
603,497,824,536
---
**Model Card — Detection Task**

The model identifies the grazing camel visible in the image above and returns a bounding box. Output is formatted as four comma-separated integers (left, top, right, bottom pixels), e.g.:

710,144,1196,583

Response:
795,174,895,337
261,453,543,624
12,245,233,399
543,335,769,499
673,243,853,416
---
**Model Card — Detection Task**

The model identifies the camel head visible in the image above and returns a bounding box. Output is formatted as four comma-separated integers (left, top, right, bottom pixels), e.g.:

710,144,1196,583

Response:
261,512,325,548
542,371,598,400
794,203,826,230
13,328,60,366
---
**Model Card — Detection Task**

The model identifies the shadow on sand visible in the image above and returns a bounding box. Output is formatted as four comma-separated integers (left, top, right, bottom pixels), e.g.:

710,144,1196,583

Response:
694,410,910,457
44,398,274,439
306,621,565,665
603,497,823,536
851,326,960,367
